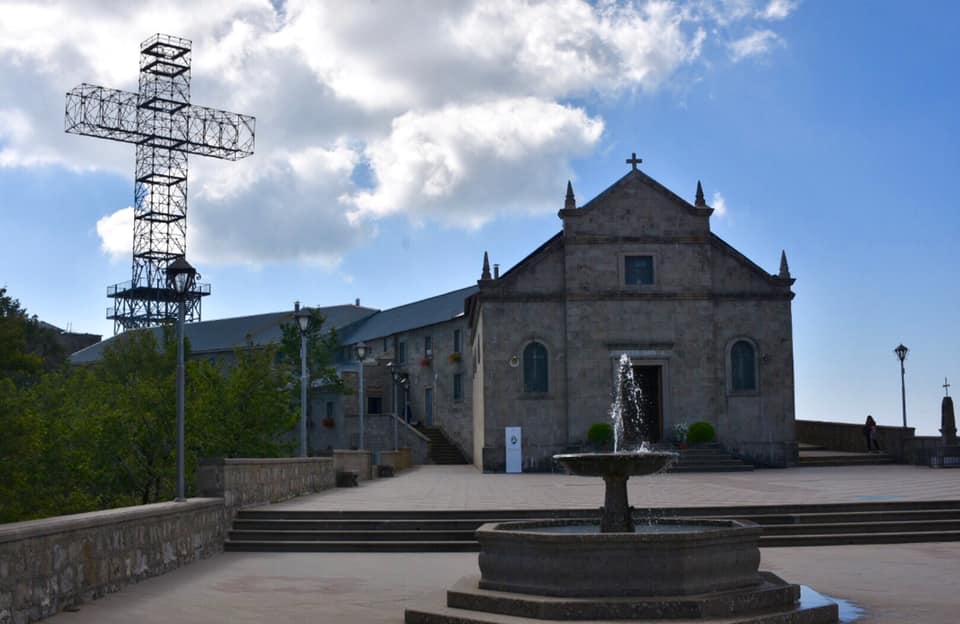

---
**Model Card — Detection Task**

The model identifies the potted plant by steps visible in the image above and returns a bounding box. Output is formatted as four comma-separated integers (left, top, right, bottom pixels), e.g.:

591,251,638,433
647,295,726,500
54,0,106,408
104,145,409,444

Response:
673,422,689,449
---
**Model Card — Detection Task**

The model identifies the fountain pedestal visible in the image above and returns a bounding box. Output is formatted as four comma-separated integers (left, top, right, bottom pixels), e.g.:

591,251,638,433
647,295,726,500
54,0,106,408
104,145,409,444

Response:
601,473,631,532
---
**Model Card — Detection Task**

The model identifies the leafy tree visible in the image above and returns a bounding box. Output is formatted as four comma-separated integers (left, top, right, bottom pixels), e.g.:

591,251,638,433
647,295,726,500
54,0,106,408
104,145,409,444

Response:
279,307,343,392
190,341,297,459
0,287,42,381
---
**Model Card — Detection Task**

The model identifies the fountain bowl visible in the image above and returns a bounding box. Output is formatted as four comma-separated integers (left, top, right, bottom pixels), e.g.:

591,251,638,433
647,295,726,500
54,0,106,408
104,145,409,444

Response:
477,518,762,598
553,450,677,477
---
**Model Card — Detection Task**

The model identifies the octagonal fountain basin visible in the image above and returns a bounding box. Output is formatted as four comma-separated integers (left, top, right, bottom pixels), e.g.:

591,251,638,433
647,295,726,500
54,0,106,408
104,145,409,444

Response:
477,518,762,598
553,450,678,477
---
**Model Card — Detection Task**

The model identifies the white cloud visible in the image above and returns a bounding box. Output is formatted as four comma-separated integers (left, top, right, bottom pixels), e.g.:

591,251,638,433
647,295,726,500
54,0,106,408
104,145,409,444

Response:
711,191,727,217
346,98,603,227
728,29,783,61
0,0,796,267
759,0,798,20
95,207,134,260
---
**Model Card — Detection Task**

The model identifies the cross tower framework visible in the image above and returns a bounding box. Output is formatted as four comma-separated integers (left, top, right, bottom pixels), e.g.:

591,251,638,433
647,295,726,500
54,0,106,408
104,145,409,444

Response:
65,34,255,333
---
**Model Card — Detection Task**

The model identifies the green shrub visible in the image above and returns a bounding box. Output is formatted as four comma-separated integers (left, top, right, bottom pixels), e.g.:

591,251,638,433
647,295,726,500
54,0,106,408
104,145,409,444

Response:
587,422,614,448
687,421,715,445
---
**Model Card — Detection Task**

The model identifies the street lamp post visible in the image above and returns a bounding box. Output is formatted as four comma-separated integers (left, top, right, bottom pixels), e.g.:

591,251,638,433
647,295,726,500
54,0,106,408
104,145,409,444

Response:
355,341,368,449
294,302,311,457
894,343,909,429
166,257,197,503
387,362,408,451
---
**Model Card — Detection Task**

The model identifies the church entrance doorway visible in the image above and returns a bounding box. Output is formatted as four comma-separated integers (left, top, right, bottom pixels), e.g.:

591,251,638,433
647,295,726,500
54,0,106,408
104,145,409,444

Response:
632,365,662,443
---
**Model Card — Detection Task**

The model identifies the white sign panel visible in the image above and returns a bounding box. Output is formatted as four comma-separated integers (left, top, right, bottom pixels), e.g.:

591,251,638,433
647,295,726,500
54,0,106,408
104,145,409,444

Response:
505,427,522,473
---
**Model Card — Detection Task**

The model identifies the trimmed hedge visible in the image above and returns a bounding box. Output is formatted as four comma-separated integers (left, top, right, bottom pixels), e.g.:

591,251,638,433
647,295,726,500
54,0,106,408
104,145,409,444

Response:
687,421,716,445
588,422,614,447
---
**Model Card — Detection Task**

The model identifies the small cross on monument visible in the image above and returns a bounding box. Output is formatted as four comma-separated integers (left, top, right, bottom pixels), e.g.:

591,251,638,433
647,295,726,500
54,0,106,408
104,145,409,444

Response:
626,152,642,171
945,377,951,397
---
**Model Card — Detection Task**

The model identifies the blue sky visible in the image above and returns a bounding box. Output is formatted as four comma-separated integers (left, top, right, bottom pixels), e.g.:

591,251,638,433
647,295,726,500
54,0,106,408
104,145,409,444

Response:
1,1,957,435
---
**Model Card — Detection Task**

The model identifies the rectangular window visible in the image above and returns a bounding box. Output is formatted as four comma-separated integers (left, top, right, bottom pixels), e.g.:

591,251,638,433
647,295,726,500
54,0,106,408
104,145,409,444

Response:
625,255,654,285
383,337,388,352
453,373,463,401
398,341,406,364
424,335,432,356
367,396,383,414
453,329,462,353
326,402,334,418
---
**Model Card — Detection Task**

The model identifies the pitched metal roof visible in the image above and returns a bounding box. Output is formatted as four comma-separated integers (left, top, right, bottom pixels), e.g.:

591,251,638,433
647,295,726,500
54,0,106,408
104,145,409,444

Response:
70,304,378,364
339,285,478,344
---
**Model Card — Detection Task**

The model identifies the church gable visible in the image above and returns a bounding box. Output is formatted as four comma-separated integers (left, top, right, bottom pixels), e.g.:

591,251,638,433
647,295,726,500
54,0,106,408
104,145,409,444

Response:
482,233,565,296
709,235,794,296
560,170,712,240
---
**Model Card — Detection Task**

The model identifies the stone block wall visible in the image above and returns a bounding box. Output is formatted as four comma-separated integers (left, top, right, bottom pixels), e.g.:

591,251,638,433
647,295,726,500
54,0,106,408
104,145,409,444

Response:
361,414,430,465
796,419,915,461
333,450,373,480
0,457,338,624
0,499,223,624
378,448,413,471
196,457,335,514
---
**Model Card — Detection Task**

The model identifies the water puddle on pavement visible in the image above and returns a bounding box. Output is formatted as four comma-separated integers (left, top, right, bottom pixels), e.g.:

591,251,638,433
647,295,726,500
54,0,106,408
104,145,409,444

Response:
800,585,865,622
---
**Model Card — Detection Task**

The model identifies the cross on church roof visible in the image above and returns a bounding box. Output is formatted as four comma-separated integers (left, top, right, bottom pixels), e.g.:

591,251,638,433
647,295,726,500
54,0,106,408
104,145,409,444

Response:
626,152,642,171
945,377,951,397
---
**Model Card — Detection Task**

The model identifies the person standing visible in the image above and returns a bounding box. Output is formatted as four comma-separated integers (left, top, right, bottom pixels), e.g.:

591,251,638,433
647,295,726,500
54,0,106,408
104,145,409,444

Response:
863,414,880,452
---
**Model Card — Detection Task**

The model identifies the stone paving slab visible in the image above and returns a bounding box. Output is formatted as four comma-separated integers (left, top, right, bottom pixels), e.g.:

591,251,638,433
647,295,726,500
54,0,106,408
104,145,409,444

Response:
256,464,960,512
40,543,960,623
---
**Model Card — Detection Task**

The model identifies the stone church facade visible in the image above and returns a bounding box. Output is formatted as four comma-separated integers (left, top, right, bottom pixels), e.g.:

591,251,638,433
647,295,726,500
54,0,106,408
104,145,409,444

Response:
72,162,798,471
466,166,797,470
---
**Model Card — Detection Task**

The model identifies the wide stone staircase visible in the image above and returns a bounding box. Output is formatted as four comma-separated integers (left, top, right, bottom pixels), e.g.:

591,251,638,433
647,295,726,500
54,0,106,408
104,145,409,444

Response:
666,443,755,472
420,425,469,465
797,442,897,467
224,500,960,552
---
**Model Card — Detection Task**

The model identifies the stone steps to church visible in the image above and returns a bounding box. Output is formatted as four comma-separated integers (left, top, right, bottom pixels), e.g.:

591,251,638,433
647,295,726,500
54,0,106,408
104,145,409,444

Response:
797,455,896,467
225,500,960,552
420,425,470,465
666,446,755,472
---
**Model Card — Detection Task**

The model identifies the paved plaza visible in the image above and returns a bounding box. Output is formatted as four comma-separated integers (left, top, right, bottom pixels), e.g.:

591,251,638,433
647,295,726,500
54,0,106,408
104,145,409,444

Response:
44,465,960,623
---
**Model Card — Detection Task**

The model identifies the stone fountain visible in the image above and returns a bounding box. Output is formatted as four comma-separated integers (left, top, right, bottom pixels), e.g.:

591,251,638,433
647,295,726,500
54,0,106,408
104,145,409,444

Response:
405,355,840,623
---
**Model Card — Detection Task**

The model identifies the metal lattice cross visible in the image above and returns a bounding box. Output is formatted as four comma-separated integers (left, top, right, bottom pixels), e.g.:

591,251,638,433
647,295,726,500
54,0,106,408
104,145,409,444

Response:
626,152,642,171
65,34,256,333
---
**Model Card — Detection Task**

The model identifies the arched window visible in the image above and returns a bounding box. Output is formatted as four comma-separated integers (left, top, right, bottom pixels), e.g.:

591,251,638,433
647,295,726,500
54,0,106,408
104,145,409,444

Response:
523,342,548,393
730,340,757,392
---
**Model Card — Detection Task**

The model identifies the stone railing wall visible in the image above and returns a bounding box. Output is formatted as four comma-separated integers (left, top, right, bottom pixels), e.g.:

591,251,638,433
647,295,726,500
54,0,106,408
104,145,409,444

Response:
333,450,373,480
354,414,431,465
795,419,915,462
196,457,335,515
0,499,224,623
378,448,413,471
0,457,336,624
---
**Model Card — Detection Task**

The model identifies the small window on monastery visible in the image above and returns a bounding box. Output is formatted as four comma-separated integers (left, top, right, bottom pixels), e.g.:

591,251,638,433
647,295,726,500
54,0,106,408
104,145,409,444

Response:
453,373,463,401
731,340,757,392
367,396,383,414
453,329,462,353
398,341,406,364
625,255,654,285
523,342,549,393
424,335,432,355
